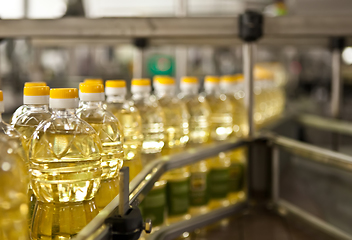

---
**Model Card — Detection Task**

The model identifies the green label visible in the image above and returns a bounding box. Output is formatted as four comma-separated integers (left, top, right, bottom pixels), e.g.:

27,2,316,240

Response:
209,168,230,199
229,163,244,192
140,185,166,226
166,178,189,216
189,172,209,206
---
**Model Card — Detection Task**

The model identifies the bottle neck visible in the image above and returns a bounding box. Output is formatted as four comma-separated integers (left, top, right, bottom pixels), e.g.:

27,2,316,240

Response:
132,91,150,99
205,87,221,96
52,108,76,117
181,88,198,96
155,89,175,98
26,104,49,112
106,95,126,103
80,101,103,108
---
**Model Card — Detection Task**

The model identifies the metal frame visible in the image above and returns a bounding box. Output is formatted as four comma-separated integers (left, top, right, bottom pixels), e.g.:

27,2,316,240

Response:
269,133,352,240
75,139,247,240
1,16,352,38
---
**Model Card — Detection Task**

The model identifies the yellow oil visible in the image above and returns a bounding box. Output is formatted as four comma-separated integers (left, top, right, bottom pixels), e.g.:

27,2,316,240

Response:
11,105,28,124
179,92,211,215
204,85,233,210
157,96,189,154
105,101,143,181
228,148,246,204
13,109,51,227
31,199,98,240
203,93,233,142
0,134,29,240
179,93,210,146
30,130,102,203
79,120,124,210
133,95,165,163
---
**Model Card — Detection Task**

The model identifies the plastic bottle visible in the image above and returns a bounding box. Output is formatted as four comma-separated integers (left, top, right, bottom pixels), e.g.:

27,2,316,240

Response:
0,134,29,240
31,199,98,239
77,83,124,210
131,78,166,229
220,75,247,204
202,76,232,210
30,88,102,203
154,76,190,224
11,86,51,227
104,80,143,181
11,82,47,123
179,76,211,216
131,78,165,163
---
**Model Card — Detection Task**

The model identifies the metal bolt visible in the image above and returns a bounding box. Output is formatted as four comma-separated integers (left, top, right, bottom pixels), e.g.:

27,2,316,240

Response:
144,219,152,234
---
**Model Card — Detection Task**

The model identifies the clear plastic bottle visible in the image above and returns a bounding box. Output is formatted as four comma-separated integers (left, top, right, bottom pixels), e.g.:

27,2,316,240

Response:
131,78,165,163
202,76,232,210
11,82,47,123
77,83,124,210
220,75,247,204
104,80,143,181
131,78,166,229
154,76,190,224
179,76,211,216
0,134,29,240
31,199,98,240
30,88,102,203
11,86,51,228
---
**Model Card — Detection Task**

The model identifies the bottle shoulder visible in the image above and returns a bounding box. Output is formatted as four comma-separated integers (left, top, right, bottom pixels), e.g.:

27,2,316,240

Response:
13,111,52,127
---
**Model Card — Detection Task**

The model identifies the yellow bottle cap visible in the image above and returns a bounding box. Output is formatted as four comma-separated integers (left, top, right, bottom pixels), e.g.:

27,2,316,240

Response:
50,88,78,99
79,83,104,93
84,79,104,85
105,80,126,88
205,76,220,83
154,76,175,85
24,86,50,96
132,79,151,86
0,90,3,101
24,82,47,87
220,75,235,82
181,76,198,84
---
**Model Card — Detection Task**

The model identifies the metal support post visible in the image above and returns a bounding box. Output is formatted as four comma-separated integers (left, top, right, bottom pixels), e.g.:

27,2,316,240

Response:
119,167,130,216
243,43,255,138
331,37,345,119
133,38,149,79
239,10,263,139
330,37,345,151
271,145,280,204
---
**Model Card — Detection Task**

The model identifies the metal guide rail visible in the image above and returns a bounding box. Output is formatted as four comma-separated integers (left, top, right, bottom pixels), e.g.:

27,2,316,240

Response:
1,16,352,47
269,133,352,240
74,138,248,240
1,16,352,37
72,128,352,240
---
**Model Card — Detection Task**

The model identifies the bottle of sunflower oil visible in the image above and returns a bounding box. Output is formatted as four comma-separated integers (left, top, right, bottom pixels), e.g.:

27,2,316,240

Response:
11,82,47,123
104,80,143,181
220,75,247,204
179,76,211,217
11,86,51,227
0,134,29,240
131,78,165,163
31,199,98,240
29,88,102,203
154,76,190,224
202,76,233,211
77,83,124,211
131,78,166,230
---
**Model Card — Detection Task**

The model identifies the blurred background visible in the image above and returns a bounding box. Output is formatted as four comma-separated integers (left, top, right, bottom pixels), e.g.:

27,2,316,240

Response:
1,0,352,119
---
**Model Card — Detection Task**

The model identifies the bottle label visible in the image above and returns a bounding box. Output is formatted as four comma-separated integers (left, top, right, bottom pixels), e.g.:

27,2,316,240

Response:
209,168,230,199
229,163,244,192
140,185,166,226
189,172,209,206
166,178,189,216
